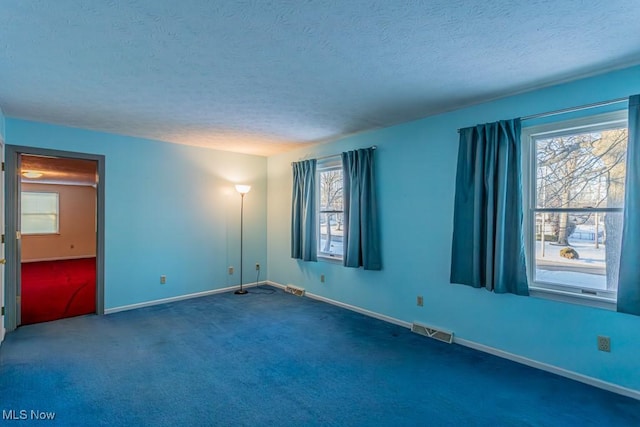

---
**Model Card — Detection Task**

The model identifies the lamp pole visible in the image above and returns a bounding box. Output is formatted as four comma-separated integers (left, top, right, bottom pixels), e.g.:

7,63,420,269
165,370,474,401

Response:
235,185,250,294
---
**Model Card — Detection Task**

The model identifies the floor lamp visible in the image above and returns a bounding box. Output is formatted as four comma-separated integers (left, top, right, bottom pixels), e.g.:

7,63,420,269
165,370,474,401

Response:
235,184,251,295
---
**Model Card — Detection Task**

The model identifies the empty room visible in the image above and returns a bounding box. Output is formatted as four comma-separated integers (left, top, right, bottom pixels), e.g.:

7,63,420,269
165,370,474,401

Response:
1,1,640,426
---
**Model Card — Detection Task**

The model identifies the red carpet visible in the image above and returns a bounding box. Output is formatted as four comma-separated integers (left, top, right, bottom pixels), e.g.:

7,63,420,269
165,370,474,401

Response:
21,258,96,325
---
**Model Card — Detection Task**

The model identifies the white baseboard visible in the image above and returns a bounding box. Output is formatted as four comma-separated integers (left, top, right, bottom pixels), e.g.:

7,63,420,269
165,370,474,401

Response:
269,280,411,328
454,337,640,400
266,281,640,401
104,281,267,314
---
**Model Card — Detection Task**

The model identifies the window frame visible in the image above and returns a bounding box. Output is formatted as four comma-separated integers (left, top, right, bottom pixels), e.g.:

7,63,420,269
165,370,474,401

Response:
316,156,344,262
521,110,628,310
21,191,60,235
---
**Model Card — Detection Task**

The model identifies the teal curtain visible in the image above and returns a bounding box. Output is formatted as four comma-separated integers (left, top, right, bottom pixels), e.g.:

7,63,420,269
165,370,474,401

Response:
618,95,640,315
291,159,317,261
451,119,528,295
342,148,381,270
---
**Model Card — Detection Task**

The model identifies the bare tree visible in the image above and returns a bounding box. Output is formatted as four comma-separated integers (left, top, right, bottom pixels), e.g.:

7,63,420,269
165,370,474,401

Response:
320,170,343,253
537,129,627,255
593,129,627,289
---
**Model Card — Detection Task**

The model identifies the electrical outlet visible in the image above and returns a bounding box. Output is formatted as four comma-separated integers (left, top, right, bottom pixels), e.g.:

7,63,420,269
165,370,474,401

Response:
320,274,325,283
228,266,234,275
160,275,166,285
255,263,260,271
597,336,611,352
417,296,424,307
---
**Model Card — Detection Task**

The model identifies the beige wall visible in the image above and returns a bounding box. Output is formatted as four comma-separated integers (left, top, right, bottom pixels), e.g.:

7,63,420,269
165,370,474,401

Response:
21,183,96,262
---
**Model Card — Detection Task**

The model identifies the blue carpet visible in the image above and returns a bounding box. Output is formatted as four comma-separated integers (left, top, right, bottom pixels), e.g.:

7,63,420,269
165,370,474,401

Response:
1,286,639,426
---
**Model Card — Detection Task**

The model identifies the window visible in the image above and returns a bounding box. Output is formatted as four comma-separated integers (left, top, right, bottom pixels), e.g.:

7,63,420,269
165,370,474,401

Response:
523,111,628,306
21,192,59,234
317,158,344,259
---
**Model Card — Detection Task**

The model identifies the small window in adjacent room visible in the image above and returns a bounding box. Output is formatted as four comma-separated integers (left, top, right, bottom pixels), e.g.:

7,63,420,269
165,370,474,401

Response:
522,111,628,306
21,191,60,234
318,157,344,260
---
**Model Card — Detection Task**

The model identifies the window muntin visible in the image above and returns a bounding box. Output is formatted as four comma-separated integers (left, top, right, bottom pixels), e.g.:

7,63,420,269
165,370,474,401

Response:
318,159,344,259
21,192,60,235
524,112,628,302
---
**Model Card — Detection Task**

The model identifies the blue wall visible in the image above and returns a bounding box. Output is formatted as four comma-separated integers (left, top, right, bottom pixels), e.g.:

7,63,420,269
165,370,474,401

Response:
6,120,268,309
267,65,640,392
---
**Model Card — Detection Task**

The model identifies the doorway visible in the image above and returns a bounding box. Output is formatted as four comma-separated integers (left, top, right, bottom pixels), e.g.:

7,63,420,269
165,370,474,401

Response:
4,146,105,331
20,155,98,324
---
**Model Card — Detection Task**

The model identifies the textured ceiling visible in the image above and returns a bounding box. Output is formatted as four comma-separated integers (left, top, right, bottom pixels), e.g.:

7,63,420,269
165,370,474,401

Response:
1,1,640,156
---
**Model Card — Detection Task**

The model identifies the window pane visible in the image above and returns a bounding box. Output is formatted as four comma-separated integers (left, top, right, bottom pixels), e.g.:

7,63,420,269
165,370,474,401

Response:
22,193,58,213
318,166,344,258
319,169,343,211
21,192,59,234
533,211,622,291
22,214,58,234
319,212,343,256
536,127,627,209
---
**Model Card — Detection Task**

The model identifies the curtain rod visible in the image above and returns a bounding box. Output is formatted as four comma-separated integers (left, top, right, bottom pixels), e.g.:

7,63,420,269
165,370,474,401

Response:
457,96,628,133
521,97,627,121
292,145,377,165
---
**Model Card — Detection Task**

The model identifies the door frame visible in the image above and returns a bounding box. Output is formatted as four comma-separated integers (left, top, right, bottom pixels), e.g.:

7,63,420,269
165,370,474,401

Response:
4,145,105,331
0,137,4,342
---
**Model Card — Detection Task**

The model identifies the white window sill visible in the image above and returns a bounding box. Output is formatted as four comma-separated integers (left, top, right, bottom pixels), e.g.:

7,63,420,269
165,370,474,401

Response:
318,254,343,264
529,286,617,311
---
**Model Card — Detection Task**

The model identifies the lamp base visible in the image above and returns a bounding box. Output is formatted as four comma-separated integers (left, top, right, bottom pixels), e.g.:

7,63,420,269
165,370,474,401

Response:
234,289,248,295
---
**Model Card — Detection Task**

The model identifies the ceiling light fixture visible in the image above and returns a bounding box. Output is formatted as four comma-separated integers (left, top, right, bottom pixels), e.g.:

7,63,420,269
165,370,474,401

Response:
22,171,43,179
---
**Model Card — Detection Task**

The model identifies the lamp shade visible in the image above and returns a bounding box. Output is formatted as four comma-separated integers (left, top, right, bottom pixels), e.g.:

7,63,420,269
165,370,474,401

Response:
235,184,251,194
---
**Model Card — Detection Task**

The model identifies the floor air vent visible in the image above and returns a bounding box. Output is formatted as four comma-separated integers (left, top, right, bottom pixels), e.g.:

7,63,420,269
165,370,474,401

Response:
284,285,305,297
411,322,454,344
